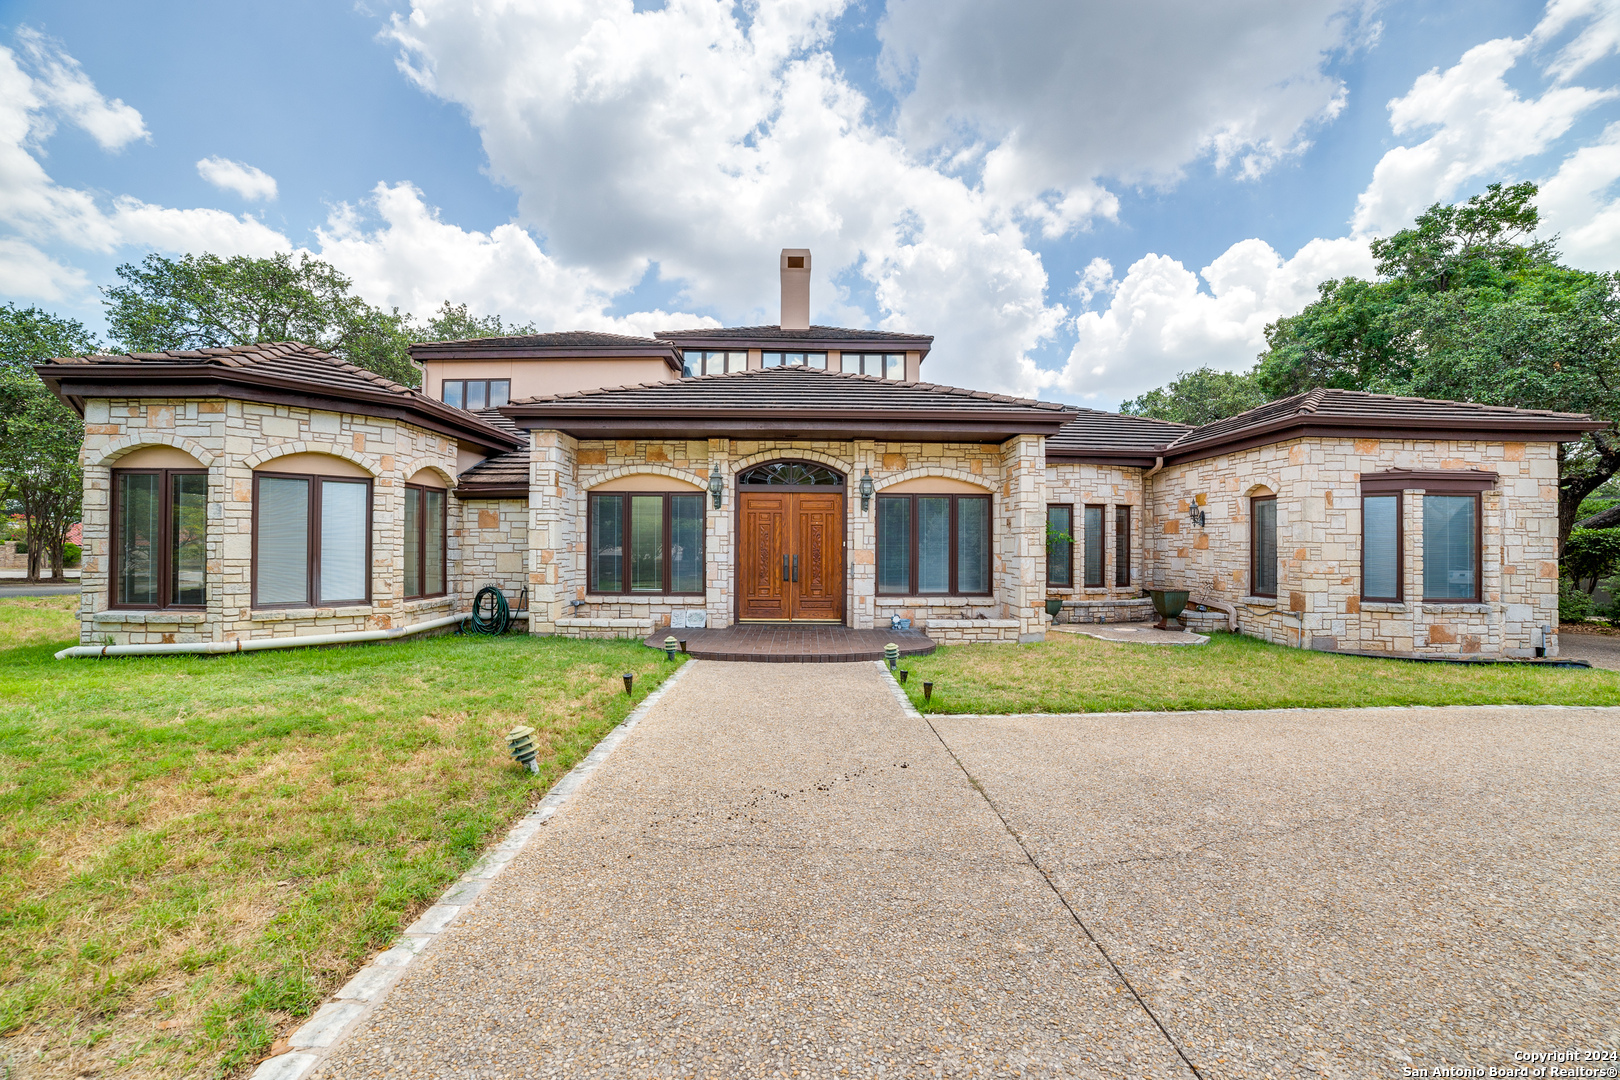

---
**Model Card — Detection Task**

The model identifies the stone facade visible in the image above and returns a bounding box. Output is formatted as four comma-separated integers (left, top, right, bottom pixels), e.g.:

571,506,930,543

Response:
77,397,462,647
1044,462,1148,601
530,435,1047,642
1145,436,1560,658
458,498,529,607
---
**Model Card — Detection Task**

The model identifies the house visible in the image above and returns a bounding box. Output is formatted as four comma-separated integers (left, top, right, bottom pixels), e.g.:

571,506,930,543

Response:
40,250,1599,658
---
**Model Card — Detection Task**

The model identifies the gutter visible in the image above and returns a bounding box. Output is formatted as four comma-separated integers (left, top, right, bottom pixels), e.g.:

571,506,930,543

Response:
55,612,468,661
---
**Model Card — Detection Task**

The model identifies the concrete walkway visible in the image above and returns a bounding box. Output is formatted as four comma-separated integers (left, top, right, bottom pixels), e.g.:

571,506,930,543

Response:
314,667,1619,1079
318,662,1193,1078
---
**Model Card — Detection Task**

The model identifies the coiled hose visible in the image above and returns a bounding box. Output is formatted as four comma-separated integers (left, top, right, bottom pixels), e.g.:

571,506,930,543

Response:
467,585,513,635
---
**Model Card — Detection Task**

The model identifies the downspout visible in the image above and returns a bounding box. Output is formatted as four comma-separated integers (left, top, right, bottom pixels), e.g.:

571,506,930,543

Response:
55,612,469,661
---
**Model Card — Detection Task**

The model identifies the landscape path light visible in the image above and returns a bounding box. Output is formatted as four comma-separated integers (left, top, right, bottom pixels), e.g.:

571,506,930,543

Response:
884,642,899,669
663,635,678,660
506,725,539,774
622,673,634,696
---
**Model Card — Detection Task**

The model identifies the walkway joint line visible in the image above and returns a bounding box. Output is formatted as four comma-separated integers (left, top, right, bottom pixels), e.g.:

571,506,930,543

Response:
921,713,1207,1080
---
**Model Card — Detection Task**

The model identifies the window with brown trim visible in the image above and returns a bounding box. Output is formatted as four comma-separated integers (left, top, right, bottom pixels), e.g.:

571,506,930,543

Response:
1251,495,1277,597
403,485,447,600
111,469,207,609
1083,504,1105,587
876,494,992,596
252,472,373,608
1422,494,1481,603
1046,503,1073,587
1361,493,1402,602
1114,505,1131,587
588,492,705,595
442,379,510,410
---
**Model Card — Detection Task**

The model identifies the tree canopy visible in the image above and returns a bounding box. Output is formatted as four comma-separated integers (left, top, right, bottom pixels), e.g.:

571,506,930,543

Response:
103,252,420,386
0,304,99,580
1124,182,1620,551
1120,366,1266,427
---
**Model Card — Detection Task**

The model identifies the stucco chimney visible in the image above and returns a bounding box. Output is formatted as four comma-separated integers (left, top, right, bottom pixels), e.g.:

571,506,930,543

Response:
780,248,811,330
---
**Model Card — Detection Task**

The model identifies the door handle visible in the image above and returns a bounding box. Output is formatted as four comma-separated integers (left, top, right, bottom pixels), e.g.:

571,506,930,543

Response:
792,554,799,582
783,553,790,582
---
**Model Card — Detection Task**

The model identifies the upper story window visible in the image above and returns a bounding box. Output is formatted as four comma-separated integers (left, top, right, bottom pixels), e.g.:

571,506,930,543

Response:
684,350,747,377
112,469,207,609
442,379,510,410
848,353,903,379
762,351,826,369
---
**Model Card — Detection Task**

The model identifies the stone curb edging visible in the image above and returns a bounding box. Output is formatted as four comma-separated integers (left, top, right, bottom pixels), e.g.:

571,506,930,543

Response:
932,703,1615,720
249,659,699,1080
873,660,924,720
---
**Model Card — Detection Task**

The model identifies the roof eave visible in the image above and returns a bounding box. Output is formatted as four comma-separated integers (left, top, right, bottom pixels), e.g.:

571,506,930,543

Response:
1163,415,1606,463
35,362,524,455
408,343,685,372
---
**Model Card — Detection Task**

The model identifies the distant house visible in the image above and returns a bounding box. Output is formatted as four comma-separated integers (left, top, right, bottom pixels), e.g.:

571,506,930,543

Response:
39,250,1597,658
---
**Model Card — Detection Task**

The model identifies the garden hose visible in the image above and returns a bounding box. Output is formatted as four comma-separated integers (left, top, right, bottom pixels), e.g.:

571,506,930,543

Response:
467,585,512,635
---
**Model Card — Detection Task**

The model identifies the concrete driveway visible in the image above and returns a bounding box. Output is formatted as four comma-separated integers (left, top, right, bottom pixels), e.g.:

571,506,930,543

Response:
1558,630,1620,671
313,665,1619,1079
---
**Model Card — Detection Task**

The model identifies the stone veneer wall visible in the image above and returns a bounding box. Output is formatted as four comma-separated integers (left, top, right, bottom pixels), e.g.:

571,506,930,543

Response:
1044,462,1147,602
1145,436,1560,657
458,499,529,605
77,397,464,647
529,435,1047,641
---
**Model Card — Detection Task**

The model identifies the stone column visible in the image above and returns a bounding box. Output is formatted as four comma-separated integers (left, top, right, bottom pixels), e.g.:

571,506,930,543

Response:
999,434,1047,641
849,439,877,629
705,439,733,628
528,430,578,635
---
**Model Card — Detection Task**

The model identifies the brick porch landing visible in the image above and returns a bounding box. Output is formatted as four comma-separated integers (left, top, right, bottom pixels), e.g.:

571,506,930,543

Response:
642,625,936,663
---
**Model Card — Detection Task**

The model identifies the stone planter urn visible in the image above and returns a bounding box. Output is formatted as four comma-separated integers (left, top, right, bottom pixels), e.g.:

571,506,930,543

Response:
1045,598,1065,620
1146,588,1190,631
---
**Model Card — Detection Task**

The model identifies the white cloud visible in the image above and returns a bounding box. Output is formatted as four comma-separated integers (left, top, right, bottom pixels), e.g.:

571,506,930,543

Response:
15,27,146,151
196,156,279,201
0,33,292,295
880,0,1370,226
0,236,90,300
1057,237,1375,404
383,0,1061,394
1534,0,1620,83
315,181,714,335
1351,32,1614,237
1538,120,1620,268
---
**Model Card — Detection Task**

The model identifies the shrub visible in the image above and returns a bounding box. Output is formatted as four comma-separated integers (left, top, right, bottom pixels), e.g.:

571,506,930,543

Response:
62,542,81,566
1560,581,1593,623
1563,527,1620,588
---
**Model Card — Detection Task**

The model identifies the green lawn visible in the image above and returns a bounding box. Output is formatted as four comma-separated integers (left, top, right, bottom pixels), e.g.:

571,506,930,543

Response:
899,629,1620,714
0,596,684,1078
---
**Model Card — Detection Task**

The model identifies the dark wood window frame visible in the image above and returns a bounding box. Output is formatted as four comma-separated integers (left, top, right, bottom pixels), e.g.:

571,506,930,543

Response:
403,483,448,601
251,471,374,609
1358,491,1404,603
441,378,511,410
875,493,994,598
1250,494,1278,598
1419,491,1484,605
1114,505,1131,588
1046,503,1074,588
1082,503,1106,588
586,491,707,596
110,467,208,610
1360,471,1493,605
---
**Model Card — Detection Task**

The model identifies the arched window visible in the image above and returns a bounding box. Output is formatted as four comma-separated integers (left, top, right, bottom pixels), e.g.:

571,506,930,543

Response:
736,461,844,488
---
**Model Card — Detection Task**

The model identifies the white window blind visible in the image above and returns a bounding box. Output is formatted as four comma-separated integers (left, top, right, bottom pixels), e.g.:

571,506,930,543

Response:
319,480,368,603
1363,495,1399,599
257,477,310,605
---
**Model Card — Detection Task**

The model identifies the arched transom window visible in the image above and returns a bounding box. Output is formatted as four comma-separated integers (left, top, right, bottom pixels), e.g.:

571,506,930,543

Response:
737,461,845,488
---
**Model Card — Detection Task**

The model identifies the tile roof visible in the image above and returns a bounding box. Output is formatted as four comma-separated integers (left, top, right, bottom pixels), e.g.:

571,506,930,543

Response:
1046,409,1191,461
654,324,933,344
418,330,669,350
38,342,523,452
455,410,530,496
506,365,1069,415
1162,388,1603,458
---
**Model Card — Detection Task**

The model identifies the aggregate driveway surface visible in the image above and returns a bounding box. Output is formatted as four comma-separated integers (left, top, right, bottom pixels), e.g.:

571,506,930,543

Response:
933,707,1620,1078
318,662,1192,1079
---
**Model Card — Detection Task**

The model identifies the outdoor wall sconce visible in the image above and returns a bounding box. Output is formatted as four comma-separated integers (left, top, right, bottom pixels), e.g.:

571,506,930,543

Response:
709,463,725,509
1187,498,1206,528
860,467,875,512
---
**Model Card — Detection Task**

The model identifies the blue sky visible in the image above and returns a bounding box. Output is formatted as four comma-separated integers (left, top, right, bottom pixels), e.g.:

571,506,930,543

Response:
2,0,1618,405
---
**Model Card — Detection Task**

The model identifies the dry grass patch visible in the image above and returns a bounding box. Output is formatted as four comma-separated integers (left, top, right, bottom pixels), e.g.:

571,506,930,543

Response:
0,598,683,1078
900,629,1620,714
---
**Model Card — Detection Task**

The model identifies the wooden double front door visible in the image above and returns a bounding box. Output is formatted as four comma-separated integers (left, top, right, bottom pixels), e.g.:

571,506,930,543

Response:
738,491,845,622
